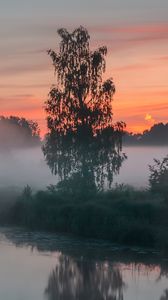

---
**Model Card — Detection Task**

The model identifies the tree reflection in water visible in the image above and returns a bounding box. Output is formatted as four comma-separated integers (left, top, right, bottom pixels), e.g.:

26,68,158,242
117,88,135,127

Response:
45,255,124,300
160,289,168,300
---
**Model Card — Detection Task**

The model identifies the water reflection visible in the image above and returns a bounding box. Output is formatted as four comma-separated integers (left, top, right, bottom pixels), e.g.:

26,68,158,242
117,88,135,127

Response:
45,255,124,300
160,290,168,300
0,228,168,300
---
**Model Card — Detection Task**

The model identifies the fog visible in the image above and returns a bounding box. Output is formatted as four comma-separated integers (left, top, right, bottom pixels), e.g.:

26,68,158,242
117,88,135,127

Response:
0,146,167,193
0,117,40,153
0,147,55,191
114,146,168,188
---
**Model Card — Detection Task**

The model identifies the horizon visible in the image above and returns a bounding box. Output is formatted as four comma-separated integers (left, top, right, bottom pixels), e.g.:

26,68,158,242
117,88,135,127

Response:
0,0,168,135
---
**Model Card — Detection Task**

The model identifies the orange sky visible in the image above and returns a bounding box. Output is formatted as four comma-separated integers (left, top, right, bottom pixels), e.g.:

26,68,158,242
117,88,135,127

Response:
0,3,168,136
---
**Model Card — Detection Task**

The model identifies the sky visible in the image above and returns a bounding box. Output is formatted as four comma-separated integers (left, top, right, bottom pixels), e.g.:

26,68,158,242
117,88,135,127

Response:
0,0,168,135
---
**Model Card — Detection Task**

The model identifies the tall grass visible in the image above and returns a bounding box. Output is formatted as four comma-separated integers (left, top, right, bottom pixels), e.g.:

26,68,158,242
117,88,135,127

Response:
6,184,168,252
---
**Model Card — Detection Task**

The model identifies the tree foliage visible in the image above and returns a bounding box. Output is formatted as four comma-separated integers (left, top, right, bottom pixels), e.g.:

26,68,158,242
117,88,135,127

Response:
43,26,126,189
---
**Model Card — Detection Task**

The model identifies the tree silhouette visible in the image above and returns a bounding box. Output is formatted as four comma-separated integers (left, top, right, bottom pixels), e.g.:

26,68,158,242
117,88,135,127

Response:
43,26,126,190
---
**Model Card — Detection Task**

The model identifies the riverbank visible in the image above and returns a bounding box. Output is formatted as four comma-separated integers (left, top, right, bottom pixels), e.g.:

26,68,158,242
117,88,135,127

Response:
2,185,168,254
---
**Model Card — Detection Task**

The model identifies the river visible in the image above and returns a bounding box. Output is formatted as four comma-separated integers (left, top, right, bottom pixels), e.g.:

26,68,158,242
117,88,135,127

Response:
0,227,168,300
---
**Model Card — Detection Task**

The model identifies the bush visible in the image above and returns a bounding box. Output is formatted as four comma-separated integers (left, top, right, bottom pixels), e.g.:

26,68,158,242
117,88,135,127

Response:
149,156,168,201
7,184,163,249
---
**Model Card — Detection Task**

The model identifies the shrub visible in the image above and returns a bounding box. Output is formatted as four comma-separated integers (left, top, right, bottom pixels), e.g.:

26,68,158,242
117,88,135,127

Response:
149,156,168,201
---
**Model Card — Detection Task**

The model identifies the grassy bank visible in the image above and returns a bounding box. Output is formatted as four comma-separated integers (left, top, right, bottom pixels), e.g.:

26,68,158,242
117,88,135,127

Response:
4,184,168,253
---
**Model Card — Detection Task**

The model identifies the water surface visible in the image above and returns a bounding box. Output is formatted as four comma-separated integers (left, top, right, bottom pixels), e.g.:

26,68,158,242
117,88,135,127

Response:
0,227,168,300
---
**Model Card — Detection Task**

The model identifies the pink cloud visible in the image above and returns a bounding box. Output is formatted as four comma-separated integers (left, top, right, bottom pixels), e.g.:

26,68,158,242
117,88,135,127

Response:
113,63,152,72
89,22,168,52
156,56,168,61
115,102,168,114
0,83,50,89
0,62,49,76
90,22,168,35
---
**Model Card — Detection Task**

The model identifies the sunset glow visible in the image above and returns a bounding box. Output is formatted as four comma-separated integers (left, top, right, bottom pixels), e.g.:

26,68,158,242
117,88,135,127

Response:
0,0,168,136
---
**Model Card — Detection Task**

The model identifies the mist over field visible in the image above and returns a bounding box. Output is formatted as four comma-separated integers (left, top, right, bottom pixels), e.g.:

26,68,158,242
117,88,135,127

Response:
0,118,167,195
0,147,55,191
0,116,40,151
0,145,167,193
114,146,168,187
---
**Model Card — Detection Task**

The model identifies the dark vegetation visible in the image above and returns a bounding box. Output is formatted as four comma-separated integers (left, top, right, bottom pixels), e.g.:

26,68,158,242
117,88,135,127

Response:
149,156,168,201
0,116,40,151
5,179,168,252
0,155,165,252
124,123,168,145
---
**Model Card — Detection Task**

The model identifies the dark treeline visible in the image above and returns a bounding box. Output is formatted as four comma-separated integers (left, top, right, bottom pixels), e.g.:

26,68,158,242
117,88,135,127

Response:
0,116,41,151
124,123,168,145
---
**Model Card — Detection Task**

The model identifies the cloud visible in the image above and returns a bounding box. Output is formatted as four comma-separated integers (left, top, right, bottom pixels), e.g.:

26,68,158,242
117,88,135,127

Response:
89,22,168,51
145,113,155,123
156,55,168,61
0,95,41,111
113,63,152,72
0,84,50,89
11,94,34,98
145,113,152,121
90,22,168,36
116,102,168,113
0,62,49,76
